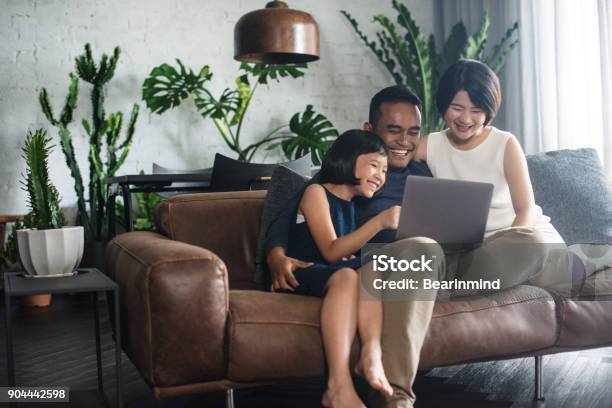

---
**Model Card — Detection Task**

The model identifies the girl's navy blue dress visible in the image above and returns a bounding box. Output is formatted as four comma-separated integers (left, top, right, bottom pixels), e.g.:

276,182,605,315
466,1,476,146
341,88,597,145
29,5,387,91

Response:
283,185,362,297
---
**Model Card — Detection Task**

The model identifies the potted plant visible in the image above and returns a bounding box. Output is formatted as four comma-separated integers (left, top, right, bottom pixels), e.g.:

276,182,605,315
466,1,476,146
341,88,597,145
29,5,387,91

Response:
142,61,338,164
39,43,139,267
342,1,519,134
16,130,84,300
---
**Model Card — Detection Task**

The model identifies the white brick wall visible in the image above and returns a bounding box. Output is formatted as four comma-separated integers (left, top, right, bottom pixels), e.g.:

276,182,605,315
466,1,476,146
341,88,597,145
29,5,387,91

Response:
0,0,433,215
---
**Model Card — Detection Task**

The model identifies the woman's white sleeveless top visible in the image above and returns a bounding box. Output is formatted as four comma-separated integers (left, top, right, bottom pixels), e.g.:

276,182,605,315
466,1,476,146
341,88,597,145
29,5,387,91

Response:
426,127,550,236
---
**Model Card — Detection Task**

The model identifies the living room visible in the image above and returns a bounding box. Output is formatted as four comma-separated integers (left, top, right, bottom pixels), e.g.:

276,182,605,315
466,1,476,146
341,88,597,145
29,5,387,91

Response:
1,1,612,407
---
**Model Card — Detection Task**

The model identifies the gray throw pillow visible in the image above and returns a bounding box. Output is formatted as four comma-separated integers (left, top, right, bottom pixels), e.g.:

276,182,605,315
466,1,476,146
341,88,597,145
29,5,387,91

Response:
527,148,612,245
254,165,309,287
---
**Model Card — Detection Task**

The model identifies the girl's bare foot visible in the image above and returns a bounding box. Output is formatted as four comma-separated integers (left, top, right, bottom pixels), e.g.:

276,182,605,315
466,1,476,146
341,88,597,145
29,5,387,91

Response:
321,379,366,408
355,342,393,398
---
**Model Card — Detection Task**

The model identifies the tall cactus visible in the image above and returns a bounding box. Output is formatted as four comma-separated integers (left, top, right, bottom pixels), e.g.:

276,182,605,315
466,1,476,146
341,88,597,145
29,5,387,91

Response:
39,43,139,241
20,129,66,230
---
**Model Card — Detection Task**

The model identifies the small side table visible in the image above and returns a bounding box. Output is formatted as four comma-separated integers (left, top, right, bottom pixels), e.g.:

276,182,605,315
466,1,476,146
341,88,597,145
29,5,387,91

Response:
3,268,122,408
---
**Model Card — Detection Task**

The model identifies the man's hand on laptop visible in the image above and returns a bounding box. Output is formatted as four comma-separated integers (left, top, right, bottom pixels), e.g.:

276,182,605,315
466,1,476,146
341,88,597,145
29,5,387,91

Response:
268,247,313,291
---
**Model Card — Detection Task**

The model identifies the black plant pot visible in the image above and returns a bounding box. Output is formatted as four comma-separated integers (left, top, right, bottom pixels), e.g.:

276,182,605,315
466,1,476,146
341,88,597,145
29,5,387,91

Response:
80,240,107,273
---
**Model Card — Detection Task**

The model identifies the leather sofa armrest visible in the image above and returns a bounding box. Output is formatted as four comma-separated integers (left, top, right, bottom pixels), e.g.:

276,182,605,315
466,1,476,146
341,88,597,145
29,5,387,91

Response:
106,231,229,387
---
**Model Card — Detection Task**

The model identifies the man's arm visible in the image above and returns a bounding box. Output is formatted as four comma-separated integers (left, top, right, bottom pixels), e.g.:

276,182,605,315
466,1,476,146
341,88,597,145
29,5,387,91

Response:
264,172,321,253
264,194,299,254
265,179,317,291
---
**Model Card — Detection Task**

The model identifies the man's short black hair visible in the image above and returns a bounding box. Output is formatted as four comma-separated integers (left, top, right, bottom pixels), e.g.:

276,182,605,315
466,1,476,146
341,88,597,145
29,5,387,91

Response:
369,85,422,125
319,129,388,185
436,59,501,125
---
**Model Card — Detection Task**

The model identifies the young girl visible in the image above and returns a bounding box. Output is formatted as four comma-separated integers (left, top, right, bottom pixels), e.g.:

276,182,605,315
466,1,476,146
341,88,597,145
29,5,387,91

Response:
280,129,399,408
416,59,576,290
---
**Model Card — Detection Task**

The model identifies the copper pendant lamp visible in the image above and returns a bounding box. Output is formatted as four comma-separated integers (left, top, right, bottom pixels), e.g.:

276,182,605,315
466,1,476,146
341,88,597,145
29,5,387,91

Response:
234,1,320,64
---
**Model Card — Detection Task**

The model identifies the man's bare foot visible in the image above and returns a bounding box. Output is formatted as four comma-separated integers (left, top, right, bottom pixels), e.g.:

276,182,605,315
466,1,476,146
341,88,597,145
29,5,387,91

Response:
355,342,393,398
321,380,366,408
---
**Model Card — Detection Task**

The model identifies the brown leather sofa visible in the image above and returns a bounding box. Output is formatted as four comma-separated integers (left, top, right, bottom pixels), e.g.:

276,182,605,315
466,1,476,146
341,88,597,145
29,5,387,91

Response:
105,190,612,403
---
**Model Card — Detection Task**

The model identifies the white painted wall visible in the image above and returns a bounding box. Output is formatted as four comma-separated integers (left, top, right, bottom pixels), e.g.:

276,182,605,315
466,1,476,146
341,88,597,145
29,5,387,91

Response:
0,0,434,216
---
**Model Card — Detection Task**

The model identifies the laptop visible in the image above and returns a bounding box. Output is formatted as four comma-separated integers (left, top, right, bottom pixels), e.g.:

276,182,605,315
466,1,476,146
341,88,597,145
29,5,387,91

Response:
395,176,494,246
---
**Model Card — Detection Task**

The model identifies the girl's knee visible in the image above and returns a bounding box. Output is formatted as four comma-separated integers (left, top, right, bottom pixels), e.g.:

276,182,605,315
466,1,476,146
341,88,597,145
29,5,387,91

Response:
327,267,359,287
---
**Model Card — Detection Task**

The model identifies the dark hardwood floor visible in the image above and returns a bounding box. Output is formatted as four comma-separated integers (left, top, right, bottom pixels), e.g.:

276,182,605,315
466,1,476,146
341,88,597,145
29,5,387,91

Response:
1,292,611,408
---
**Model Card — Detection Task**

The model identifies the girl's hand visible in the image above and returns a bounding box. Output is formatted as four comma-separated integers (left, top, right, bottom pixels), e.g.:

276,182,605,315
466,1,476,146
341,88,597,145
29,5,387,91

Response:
377,205,401,230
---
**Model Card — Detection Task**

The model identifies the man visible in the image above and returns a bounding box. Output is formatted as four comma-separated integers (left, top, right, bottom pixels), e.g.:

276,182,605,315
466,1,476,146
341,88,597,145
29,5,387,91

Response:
266,86,438,408
266,86,430,279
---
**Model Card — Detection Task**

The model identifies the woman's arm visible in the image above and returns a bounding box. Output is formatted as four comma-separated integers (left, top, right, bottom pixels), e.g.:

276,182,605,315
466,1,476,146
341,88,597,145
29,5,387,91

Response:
300,184,399,263
503,135,536,227
415,134,428,162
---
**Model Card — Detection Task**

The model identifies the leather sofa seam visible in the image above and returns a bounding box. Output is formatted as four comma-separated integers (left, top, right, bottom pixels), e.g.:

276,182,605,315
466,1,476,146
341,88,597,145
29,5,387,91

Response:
168,196,264,204
108,240,155,381
432,296,553,318
111,238,219,269
231,320,321,328
164,196,264,238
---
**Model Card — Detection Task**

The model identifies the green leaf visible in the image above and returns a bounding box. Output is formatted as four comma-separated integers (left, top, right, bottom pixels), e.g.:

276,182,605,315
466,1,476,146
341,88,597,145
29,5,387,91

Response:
341,10,404,85
194,88,240,119
59,73,79,127
75,43,97,83
485,21,519,73
439,22,468,77
342,2,518,134
115,171,165,231
39,88,58,126
462,11,490,60
119,103,139,149
240,63,307,85
394,0,434,127
142,59,212,114
230,75,251,126
102,46,121,84
374,14,417,91
82,118,92,136
282,105,338,165
89,144,104,180
57,126,90,234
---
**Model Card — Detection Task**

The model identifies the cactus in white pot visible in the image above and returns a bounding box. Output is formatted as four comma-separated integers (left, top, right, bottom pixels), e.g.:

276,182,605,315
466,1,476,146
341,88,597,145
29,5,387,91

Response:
16,129,84,277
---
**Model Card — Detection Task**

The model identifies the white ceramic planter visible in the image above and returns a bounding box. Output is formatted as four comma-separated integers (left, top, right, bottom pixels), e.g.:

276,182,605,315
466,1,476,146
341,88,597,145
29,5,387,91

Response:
17,226,84,277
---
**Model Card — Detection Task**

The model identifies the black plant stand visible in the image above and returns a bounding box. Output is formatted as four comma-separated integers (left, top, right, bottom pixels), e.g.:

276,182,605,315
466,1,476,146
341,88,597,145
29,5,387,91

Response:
3,268,122,408
104,173,213,236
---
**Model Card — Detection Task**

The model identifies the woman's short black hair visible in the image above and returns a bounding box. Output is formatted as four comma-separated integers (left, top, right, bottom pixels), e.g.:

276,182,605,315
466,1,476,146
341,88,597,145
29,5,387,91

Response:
436,59,501,125
319,129,388,185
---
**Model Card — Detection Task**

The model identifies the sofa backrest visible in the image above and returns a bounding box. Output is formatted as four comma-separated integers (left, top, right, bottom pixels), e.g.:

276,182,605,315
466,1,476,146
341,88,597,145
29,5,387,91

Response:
156,191,266,290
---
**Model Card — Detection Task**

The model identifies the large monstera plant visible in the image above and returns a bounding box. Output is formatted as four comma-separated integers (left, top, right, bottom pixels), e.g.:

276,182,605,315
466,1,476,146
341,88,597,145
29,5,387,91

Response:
268,105,337,166
142,61,337,164
342,0,519,134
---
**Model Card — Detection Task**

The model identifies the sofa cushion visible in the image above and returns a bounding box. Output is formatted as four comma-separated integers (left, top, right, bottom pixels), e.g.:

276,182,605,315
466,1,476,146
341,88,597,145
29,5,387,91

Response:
555,267,612,347
420,285,557,368
227,290,339,381
226,285,558,381
254,166,309,286
527,148,612,245
156,191,266,289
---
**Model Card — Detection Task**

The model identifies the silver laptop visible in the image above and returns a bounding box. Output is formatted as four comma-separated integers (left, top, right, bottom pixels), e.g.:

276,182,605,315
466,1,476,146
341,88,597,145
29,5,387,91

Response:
396,176,494,244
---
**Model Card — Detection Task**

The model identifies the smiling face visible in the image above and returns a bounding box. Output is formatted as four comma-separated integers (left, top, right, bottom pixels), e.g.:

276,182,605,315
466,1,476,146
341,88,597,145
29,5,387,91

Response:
444,90,488,144
353,152,387,198
366,102,421,169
